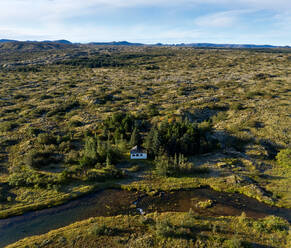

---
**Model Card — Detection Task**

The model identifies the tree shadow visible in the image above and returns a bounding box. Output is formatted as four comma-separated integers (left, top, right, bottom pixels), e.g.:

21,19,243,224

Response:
0,182,17,203
258,139,283,159
211,130,253,152
183,106,228,123
243,242,275,248
258,174,285,180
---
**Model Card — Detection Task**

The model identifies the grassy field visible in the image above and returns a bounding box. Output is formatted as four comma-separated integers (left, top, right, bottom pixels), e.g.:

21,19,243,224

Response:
6,212,290,248
0,45,290,247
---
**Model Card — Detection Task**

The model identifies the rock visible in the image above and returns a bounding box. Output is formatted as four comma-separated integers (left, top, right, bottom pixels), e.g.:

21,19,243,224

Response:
226,175,250,185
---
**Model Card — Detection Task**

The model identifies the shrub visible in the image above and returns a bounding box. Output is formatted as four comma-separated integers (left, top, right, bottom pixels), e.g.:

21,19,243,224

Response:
155,220,175,237
262,215,289,232
276,148,291,167
145,65,160,70
231,103,243,111
89,223,110,236
25,150,60,168
79,156,96,168
196,199,213,209
146,103,159,117
0,121,18,132
8,167,61,188
252,216,289,233
246,91,263,99
64,150,78,165
212,111,228,123
27,127,42,138
37,133,57,145
223,237,242,248
86,166,124,182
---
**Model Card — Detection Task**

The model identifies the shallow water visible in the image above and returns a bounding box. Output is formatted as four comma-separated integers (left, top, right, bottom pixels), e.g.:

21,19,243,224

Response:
0,187,290,247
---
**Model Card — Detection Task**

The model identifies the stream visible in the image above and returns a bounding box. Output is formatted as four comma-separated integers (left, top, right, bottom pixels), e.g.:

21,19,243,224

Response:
0,187,290,247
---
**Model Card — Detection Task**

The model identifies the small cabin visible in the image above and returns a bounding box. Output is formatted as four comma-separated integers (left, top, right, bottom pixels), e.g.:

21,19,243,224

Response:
130,145,147,159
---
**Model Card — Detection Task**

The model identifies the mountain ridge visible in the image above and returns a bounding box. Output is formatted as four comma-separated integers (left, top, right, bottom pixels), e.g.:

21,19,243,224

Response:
0,39,290,49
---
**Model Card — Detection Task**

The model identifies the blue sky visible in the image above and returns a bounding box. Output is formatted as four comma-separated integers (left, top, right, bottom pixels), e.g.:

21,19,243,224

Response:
0,0,290,45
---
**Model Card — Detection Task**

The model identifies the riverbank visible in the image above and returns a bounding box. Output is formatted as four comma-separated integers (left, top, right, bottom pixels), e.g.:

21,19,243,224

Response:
1,187,290,247
5,212,290,248
0,181,121,219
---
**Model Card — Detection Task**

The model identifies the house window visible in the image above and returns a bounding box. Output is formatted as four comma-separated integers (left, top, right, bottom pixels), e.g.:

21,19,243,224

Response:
136,154,139,157
132,154,135,157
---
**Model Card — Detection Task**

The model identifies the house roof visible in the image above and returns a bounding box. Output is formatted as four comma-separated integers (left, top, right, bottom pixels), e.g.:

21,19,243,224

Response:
130,145,147,154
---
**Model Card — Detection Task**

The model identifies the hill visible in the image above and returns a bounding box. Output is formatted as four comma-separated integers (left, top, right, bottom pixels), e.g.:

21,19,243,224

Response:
1,39,289,49
0,40,74,52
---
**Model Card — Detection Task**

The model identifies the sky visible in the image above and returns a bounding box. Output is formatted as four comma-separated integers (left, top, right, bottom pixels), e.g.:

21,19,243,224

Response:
0,0,290,45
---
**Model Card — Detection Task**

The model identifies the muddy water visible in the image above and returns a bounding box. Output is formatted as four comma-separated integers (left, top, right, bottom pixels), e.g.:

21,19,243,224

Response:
0,187,290,247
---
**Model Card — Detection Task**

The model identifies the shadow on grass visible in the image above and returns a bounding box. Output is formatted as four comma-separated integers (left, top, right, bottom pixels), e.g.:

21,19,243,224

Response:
243,242,275,248
259,139,282,159
258,174,285,180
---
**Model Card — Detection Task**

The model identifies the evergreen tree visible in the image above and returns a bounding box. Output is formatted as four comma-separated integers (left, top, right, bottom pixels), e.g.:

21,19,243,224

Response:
130,127,141,147
84,136,98,160
152,128,162,156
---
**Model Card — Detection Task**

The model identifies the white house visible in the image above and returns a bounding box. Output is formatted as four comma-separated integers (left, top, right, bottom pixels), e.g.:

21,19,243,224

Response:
130,145,147,159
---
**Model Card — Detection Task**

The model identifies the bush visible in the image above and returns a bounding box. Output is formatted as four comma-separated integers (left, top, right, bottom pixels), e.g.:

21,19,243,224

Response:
25,150,60,168
252,216,289,233
262,215,289,232
212,111,228,123
196,199,213,209
276,148,291,167
27,127,42,138
231,103,243,111
89,223,111,236
85,166,124,182
79,155,96,168
223,237,242,248
37,133,57,145
0,121,18,132
155,220,175,237
8,167,61,188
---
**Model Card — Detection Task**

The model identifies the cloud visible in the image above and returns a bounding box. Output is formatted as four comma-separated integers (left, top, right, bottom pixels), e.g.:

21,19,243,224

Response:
0,0,290,44
194,11,241,28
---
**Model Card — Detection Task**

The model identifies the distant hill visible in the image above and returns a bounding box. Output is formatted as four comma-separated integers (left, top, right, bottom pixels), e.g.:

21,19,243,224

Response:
87,41,289,48
42,40,72,44
0,39,290,50
88,41,144,46
0,40,75,52
0,39,18,43
0,39,72,44
173,43,290,48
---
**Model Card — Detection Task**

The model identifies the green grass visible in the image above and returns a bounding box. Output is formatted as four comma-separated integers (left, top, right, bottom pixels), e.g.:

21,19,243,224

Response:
6,212,290,248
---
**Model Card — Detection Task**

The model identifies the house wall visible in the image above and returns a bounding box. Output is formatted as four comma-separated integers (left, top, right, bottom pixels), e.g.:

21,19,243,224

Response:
130,153,147,159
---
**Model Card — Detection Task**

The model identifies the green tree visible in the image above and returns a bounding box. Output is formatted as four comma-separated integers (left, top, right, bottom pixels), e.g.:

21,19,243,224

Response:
130,127,141,147
152,128,162,156
84,136,98,160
